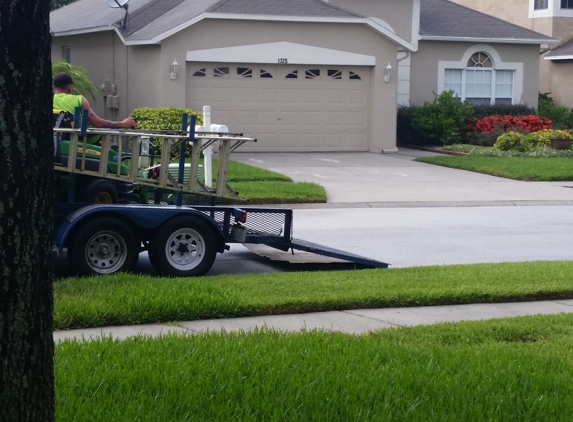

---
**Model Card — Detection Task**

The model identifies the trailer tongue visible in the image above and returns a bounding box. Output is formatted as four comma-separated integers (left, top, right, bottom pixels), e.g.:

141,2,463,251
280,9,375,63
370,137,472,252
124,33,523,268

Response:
53,112,389,276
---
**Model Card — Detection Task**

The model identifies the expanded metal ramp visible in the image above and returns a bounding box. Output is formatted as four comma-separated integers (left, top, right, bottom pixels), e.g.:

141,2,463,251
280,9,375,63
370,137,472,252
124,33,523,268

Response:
193,205,389,269
288,238,390,269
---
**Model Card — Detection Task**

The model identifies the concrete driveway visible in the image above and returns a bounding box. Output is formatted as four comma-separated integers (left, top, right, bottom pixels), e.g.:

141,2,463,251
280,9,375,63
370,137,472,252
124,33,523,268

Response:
230,148,573,207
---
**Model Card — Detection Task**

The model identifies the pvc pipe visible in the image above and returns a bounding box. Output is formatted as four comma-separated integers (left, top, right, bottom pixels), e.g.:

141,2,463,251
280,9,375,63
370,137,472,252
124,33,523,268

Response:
202,106,213,187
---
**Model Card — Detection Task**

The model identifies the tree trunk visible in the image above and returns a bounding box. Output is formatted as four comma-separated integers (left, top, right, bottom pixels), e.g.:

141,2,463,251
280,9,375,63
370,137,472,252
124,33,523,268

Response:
0,0,55,421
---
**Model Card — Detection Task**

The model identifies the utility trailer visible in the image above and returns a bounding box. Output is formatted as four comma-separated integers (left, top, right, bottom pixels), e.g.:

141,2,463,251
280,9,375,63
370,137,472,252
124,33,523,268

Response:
53,111,389,276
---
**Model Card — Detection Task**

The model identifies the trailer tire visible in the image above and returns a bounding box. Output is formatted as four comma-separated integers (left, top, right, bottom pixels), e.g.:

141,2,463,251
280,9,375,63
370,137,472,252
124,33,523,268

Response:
78,178,118,204
149,216,217,277
69,218,139,276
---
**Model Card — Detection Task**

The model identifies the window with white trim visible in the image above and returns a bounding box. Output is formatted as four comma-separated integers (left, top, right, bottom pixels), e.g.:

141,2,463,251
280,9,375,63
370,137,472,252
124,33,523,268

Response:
443,51,515,105
530,0,573,17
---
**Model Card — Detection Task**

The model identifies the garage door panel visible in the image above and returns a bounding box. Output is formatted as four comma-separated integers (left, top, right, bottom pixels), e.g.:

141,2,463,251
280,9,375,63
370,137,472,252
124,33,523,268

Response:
258,134,278,148
325,112,344,126
258,89,278,102
187,63,370,151
346,112,366,126
211,88,232,102
281,89,300,103
347,134,367,148
235,88,255,102
303,89,322,103
326,134,344,147
280,134,300,149
212,110,232,124
302,134,322,148
325,90,344,103
347,90,366,104
303,111,322,126
277,111,297,126
235,110,255,125
259,111,278,125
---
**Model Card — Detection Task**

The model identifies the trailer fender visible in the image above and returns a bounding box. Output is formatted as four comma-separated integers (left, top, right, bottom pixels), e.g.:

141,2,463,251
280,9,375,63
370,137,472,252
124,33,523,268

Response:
54,204,226,254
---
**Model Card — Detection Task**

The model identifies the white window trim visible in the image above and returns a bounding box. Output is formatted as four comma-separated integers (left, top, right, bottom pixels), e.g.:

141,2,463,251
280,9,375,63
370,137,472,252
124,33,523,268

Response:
529,0,573,18
437,45,523,105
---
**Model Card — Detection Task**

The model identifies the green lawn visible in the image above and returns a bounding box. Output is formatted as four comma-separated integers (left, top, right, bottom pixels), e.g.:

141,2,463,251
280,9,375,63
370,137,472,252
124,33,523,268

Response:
415,155,573,181
220,160,326,203
56,312,573,421
55,261,573,330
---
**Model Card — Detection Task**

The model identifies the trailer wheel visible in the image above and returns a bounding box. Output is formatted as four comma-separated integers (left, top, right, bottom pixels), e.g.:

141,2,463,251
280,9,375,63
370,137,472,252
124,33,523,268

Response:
149,216,217,277
69,218,139,276
78,178,118,204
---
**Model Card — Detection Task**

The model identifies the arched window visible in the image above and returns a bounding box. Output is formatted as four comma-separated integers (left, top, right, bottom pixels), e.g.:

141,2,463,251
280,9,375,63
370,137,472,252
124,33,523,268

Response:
442,49,516,106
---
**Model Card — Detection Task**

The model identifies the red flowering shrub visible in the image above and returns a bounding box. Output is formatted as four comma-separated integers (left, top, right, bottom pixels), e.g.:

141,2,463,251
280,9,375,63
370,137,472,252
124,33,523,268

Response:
464,115,552,146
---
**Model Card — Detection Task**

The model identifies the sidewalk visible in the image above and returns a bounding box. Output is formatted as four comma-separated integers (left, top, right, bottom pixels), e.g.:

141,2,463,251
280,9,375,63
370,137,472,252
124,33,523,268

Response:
54,299,573,341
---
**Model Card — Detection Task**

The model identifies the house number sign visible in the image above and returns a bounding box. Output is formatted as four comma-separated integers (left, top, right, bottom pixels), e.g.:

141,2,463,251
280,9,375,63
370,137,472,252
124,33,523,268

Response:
278,58,288,64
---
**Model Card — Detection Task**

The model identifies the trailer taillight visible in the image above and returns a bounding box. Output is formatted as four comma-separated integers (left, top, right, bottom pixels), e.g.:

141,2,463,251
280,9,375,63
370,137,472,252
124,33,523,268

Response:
233,208,247,224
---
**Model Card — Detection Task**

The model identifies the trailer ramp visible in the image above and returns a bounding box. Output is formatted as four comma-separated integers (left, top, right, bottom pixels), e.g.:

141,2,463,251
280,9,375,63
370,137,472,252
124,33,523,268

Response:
287,238,389,268
194,206,390,269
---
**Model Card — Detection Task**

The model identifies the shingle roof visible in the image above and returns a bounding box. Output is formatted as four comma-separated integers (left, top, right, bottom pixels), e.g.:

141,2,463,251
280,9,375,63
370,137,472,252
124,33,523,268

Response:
51,0,362,39
420,0,554,43
119,0,221,40
50,0,155,34
51,0,555,45
545,38,573,59
207,0,362,18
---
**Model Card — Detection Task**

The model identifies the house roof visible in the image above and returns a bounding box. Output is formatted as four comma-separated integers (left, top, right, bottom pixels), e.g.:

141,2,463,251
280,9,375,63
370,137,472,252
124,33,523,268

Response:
420,0,556,44
51,0,555,49
51,0,417,49
544,38,573,60
117,0,362,41
51,0,362,39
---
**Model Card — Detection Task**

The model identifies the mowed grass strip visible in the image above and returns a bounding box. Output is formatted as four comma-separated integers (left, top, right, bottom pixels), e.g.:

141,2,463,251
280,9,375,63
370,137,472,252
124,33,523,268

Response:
230,181,326,203
54,261,573,330
56,313,573,421
415,156,573,181
218,160,326,203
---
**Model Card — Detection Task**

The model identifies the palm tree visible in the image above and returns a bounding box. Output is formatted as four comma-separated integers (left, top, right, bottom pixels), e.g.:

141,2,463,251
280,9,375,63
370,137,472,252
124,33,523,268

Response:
52,60,101,101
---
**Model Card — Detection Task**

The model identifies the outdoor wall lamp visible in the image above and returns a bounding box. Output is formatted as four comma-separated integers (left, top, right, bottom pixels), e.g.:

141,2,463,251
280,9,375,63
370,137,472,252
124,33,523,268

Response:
170,59,179,80
384,62,392,83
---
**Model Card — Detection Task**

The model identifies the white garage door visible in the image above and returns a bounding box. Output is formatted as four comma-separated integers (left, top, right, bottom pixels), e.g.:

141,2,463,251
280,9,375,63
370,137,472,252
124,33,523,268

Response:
186,63,371,152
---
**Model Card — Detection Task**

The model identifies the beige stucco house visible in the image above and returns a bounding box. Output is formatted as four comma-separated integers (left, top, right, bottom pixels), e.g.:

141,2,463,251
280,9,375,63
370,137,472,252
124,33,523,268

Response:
50,0,553,153
450,0,573,107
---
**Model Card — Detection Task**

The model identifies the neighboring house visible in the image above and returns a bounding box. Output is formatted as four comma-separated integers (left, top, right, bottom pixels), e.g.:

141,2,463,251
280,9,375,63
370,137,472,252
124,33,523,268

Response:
50,0,553,153
450,0,573,107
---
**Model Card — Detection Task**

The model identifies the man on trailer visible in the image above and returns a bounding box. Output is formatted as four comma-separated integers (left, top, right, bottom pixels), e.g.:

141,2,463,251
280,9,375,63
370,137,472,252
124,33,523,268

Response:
52,72,135,143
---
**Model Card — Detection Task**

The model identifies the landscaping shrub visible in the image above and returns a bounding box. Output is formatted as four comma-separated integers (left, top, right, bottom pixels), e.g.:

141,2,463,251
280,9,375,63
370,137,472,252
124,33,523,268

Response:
472,104,535,118
131,107,203,153
412,91,474,145
493,129,572,152
396,105,424,145
538,92,573,129
523,129,573,150
465,115,552,146
493,131,526,151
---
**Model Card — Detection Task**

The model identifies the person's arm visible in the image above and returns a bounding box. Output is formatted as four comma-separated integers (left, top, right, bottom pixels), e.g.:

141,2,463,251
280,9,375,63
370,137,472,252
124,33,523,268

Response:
81,96,135,129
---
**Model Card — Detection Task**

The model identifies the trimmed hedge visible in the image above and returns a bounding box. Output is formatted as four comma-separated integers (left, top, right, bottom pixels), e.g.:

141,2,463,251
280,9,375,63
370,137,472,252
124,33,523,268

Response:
131,107,203,153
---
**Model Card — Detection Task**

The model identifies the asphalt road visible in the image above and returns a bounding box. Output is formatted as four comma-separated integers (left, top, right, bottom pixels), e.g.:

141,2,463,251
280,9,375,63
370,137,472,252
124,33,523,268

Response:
54,204,573,278
54,150,573,277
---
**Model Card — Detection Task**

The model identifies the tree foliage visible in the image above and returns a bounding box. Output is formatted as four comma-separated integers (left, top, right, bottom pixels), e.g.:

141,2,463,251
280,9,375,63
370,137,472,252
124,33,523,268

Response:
52,60,101,100
50,0,78,10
